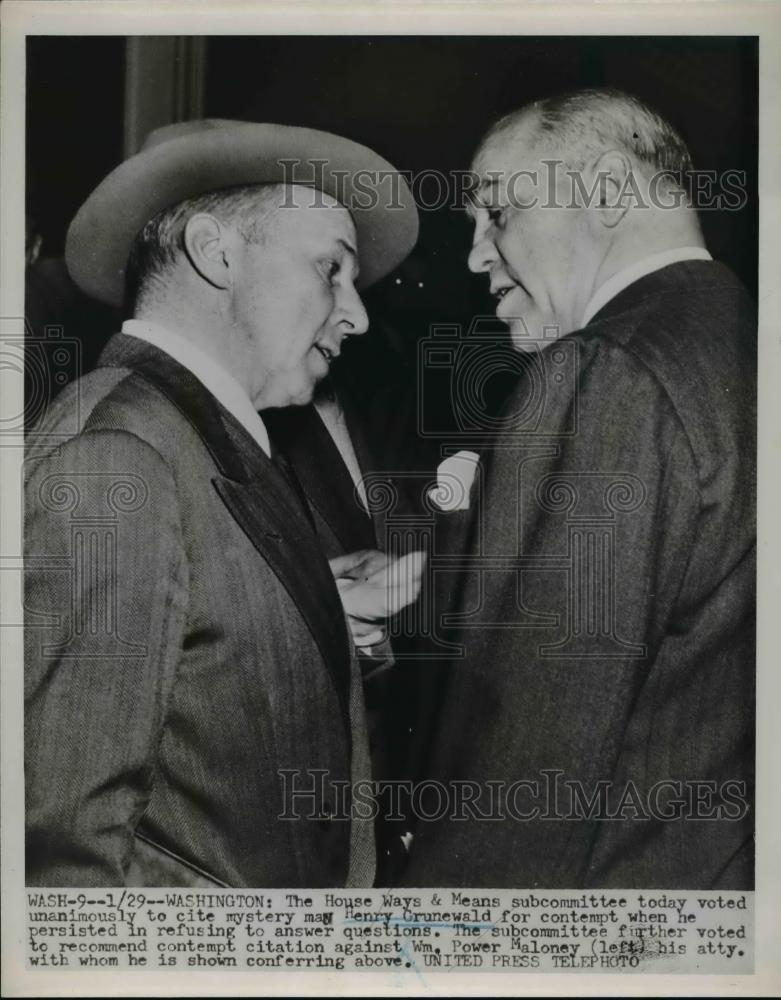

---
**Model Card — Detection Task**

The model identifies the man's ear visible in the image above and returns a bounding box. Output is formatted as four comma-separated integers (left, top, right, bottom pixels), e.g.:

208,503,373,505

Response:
182,213,233,290
589,150,635,229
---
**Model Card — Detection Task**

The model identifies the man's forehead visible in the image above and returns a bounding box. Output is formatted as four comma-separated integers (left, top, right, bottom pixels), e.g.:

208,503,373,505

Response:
468,164,527,214
471,115,541,184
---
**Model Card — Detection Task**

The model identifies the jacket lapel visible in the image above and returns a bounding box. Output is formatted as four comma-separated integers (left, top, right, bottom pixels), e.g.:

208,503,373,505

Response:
263,403,378,552
210,474,352,734
97,335,353,730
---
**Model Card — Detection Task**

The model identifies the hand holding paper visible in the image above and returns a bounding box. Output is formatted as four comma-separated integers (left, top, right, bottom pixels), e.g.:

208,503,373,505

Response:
329,549,427,648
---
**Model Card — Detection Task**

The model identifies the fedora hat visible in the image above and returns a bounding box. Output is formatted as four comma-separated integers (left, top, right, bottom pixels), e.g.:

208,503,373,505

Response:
65,119,419,307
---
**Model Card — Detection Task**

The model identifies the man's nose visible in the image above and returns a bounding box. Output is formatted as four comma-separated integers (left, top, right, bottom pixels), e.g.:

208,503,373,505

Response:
339,284,370,336
467,222,498,274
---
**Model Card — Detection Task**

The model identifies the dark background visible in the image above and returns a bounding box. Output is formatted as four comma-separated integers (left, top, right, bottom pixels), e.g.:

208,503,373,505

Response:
25,35,759,428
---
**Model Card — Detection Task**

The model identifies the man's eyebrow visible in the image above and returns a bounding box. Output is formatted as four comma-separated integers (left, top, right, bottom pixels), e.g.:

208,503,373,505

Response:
476,177,502,201
337,238,360,274
465,178,500,219
337,238,357,258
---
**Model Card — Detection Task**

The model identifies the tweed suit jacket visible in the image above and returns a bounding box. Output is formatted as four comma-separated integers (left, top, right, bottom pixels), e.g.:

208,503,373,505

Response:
401,260,756,889
25,333,359,888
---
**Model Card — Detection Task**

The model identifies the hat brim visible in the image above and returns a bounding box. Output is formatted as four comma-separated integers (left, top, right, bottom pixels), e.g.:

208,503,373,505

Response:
65,122,419,306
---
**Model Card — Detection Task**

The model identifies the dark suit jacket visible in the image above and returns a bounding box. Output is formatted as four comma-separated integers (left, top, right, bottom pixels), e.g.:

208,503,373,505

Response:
25,333,359,887
401,260,756,889
262,397,380,560
263,388,428,885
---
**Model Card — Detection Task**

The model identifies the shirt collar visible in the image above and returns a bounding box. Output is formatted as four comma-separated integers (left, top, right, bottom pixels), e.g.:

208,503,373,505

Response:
121,319,271,457
580,247,713,328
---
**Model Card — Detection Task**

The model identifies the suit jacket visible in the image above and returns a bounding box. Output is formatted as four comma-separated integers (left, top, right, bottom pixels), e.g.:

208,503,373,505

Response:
262,396,380,560
401,260,756,889
25,333,360,888
263,387,427,885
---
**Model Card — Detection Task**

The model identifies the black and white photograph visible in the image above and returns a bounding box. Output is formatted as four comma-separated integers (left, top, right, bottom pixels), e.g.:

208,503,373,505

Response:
2,1,780,995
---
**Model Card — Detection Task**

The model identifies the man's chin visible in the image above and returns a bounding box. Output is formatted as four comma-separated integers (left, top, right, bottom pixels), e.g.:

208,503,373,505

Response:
506,314,566,353
289,382,317,407
261,376,317,411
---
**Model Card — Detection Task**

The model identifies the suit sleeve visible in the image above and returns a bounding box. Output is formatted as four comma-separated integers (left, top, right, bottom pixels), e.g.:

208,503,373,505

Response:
24,428,188,886
547,341,753,887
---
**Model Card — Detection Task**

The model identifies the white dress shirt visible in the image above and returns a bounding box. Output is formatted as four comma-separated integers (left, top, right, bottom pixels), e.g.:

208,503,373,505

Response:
314,394,370,512
122,319,271,457
580,246,712,329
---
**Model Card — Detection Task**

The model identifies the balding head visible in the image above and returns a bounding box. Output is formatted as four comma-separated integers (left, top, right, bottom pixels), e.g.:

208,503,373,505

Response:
467,88,705,348
476,88,694,195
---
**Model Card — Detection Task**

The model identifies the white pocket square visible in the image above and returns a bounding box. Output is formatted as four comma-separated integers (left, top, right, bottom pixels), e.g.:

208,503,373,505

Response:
429,450,480,511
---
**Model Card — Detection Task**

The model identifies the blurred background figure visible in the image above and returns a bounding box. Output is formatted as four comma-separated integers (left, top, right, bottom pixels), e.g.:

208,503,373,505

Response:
24,208,119,431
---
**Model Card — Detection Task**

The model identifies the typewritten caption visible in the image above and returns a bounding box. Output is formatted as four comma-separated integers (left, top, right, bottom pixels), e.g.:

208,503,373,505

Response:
26,889,753,974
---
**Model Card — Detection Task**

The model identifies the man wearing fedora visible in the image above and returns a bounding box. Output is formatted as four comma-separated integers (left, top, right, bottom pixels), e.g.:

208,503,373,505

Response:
24,120,419,887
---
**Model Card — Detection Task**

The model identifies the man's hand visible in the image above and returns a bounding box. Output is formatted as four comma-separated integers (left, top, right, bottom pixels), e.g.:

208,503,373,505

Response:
329,549,427,649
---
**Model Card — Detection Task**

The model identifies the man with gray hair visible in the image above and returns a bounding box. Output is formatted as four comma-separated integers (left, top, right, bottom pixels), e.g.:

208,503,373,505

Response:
24,120,420,887
401,89,755,888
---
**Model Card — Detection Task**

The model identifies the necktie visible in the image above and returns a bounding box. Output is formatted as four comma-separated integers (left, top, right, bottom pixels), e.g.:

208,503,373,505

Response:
270,446,315,528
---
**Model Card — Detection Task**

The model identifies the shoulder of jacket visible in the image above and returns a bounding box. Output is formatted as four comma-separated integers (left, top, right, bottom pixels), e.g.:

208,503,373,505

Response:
80,368,206,462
